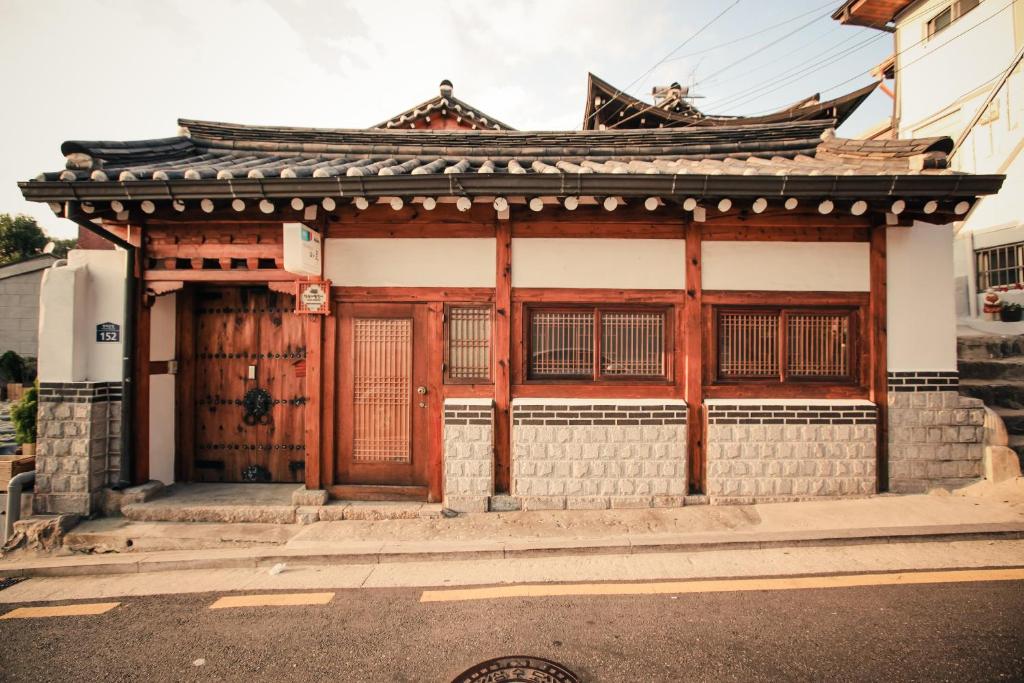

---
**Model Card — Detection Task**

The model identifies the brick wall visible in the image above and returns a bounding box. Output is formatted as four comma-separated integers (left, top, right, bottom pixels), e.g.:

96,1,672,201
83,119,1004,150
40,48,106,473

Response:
511,400,687,510
0,268,44,357
706,402,877,503
888,372,985,493
443,400,494,513
35,382,122,515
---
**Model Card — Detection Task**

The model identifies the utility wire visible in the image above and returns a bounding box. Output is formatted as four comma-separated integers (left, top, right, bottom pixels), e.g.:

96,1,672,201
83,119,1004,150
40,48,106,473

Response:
584,0,743,128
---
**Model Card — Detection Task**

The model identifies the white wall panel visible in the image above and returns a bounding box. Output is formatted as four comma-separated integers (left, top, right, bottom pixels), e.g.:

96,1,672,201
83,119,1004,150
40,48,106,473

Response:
702,241,870,292
325,238,496,287
511,238,686,289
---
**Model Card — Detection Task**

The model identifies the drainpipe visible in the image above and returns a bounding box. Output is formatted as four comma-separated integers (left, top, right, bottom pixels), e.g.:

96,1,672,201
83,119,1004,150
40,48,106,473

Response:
3,470,35,543
64,209,136,489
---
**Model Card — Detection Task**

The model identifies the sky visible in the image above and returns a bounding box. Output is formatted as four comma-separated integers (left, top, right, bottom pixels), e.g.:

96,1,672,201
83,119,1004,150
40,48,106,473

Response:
0,0,894,239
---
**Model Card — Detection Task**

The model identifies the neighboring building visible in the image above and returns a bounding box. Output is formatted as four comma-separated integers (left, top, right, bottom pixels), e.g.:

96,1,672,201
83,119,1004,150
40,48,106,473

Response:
17,79,1003,517
835,0,1024,322
0,254,58,357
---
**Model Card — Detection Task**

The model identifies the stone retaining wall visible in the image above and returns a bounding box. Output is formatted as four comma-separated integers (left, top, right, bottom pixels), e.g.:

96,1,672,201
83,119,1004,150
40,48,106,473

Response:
443,400,494,513
888,372,985,493
35,381,122,515
706,402,877,503
511,400,687,510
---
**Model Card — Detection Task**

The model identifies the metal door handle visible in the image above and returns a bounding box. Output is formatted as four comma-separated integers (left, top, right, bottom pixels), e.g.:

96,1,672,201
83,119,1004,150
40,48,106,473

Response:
417,386,428,395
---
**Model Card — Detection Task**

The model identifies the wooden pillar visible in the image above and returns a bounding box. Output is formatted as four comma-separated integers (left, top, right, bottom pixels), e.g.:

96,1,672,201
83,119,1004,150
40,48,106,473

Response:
869,224,889,492
494,220,512,494
304,312,323,490
130,225,151,485
685,223,704,495
174,287,195,483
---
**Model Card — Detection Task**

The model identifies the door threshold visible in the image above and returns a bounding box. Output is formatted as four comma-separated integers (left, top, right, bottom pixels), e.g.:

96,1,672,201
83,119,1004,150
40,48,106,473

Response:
327,484,429,502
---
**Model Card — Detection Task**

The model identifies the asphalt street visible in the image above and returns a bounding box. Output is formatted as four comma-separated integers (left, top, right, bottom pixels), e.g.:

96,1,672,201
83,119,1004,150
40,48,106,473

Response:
1,578,1022,682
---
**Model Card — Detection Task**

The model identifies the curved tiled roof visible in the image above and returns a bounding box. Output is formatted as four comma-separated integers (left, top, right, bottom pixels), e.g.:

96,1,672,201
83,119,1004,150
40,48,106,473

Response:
372,80,515,131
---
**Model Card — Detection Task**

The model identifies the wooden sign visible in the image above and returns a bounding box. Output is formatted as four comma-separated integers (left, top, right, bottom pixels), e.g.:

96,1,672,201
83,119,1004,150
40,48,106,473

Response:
296,280,331,315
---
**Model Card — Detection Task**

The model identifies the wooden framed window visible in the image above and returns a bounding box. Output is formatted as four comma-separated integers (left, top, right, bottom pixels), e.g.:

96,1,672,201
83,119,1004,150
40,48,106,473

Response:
526,305,671,382
927,0,979,37
444,305,493,384
713,307,857,385
976,241,1024,290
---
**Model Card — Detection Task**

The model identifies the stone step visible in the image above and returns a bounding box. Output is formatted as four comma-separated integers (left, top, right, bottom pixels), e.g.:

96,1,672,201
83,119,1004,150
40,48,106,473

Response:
957,335,1024,360
991,408,1024,434
958,380,1024,410
1007,435,1024,469
64,518,301,553
121,498,442,525
958,358,1024,381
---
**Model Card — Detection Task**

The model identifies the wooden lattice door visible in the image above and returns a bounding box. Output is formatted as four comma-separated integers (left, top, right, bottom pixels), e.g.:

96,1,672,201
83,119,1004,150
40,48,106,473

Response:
335,303,431,493
192,287,306,483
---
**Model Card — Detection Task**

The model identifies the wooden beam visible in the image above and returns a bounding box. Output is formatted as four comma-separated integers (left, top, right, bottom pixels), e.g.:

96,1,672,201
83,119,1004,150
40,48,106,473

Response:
134,252,151,486
304,313,323,491
174,287,195,483
494,220,512,494
427,302,444,503
699,225,870,242
144,269,295,282
321,312,338,490
332,286,494,303
702,291,870,306
869,224,889,493
685,223,704,495
513,288,686,304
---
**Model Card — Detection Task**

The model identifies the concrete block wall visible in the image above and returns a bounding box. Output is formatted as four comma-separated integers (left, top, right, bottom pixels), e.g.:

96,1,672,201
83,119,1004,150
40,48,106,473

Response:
34,382,122,515
888,372,986,493
706,401,877,503
443,399,494,513
0,268,45,357
511,399,687,510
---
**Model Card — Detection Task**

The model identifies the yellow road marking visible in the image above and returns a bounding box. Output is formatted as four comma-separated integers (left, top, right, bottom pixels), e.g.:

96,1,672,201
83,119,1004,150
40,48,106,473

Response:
419,567,1024,603
0,602,120,619
209,592,335,609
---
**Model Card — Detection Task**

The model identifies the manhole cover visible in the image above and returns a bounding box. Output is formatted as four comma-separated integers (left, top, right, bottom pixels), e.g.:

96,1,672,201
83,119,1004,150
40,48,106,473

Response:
452,656,580,683
0,577,25,592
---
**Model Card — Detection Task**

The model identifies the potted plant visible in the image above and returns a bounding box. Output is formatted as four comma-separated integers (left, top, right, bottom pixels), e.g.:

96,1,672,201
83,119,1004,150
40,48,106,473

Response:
10,382,37,456
0,350,25,401
1001,301,1024,322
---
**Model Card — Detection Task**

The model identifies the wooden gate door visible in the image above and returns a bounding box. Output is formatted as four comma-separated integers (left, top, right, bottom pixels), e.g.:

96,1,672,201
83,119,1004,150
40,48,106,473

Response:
335,303,431,496
192,287,306,483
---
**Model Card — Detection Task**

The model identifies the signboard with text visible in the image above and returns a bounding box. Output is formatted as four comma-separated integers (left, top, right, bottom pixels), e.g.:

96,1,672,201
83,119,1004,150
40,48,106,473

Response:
96,321,121,343
295,280,331,315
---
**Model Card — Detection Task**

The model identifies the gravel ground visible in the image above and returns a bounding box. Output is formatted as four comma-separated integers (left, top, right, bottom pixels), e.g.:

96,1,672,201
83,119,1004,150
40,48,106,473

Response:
1,580,1022,682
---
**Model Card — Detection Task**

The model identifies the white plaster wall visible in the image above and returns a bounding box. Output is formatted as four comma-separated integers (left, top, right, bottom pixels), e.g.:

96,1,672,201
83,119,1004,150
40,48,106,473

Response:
511,238,686,289
149,294,176,485
66,250,128,382
324,238,495,287
887,222,957,371
702,241,870,291
38,262,88,382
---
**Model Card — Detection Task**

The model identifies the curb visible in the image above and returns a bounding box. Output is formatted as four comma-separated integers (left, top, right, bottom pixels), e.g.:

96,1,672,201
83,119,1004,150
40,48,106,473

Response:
2,523,1023,578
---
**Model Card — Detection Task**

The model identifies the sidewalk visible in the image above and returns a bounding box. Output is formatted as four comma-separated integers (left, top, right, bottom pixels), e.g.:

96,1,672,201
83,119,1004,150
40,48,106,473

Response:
2,480,1023,578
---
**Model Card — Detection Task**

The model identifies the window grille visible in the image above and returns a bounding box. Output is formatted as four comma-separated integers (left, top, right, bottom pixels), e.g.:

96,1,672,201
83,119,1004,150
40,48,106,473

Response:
352,318,412,463
718,311,779,379
601,312,665,377
445,306,492,382
786,313,850,378
529,310,594,377
976,242,1024,290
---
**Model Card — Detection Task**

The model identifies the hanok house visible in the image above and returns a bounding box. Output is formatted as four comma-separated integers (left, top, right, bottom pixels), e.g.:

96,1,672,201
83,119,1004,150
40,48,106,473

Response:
18,79,1005,517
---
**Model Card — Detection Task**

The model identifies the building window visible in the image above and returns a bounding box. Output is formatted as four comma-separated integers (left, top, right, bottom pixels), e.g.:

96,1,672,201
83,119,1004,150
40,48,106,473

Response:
927,0,980,37
977,242,1024,290
444,305,492,383
714,307,856,384
527,306,669,381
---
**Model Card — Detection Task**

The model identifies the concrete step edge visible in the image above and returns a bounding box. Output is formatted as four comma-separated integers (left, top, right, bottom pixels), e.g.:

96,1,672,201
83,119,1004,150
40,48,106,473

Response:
3,524,1024,578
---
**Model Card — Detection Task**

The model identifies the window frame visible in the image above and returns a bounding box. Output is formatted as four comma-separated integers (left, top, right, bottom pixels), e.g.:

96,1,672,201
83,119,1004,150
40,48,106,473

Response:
927,0,980,38
976,241,1024,290
708,304,863,389
523,303,675,384
443,303,495,385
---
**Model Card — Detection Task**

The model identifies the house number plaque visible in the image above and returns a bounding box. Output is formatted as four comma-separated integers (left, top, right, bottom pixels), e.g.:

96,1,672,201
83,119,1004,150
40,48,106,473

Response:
296,279,331,315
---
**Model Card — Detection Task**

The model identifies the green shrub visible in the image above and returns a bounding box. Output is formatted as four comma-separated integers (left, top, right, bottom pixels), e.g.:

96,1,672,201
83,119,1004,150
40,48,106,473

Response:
10,382,37,445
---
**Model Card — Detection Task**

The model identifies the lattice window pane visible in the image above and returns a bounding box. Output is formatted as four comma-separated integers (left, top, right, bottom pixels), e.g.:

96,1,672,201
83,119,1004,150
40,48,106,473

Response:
352,318,411,463
718,312,779,378
529,311,594,377
976,242,1024,290
601,312,665,377
447,307,491,382
786,313,850,378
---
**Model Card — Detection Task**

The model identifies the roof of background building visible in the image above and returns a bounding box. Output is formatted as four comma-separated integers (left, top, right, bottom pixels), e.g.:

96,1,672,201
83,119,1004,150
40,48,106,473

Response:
373,79,516,131
0,254,58,281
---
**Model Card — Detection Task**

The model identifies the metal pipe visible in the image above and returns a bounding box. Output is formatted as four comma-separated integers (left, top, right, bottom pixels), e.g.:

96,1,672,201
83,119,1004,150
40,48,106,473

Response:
4,470,35,543
63,209,135,489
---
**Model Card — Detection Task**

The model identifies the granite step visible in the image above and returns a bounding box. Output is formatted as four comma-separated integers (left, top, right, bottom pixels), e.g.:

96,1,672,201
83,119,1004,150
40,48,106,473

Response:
958,380,1024,410
958,358,1024,381
957,335,1024,360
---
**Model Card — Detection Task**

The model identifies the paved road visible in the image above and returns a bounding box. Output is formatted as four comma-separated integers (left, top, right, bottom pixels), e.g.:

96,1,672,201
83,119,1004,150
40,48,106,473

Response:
1,579,1022,682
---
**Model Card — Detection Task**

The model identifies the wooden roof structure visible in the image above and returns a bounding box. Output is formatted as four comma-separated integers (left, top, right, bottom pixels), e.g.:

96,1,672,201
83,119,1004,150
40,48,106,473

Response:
831,0,913,29
581,72,879,130
373,79,516,131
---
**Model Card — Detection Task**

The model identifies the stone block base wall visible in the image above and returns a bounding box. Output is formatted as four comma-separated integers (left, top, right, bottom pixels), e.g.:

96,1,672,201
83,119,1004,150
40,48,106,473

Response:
888,372,985,493
706,402,877,503
443,400,494,513
35,382,122,515
511,400,687,510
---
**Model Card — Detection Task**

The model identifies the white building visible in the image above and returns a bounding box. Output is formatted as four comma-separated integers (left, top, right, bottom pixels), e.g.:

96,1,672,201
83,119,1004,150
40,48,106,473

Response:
836,0,1024,324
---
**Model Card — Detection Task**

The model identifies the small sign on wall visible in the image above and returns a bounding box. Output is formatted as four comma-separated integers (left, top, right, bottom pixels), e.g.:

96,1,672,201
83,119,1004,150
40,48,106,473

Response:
96,321,121,343
295,280,331,315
